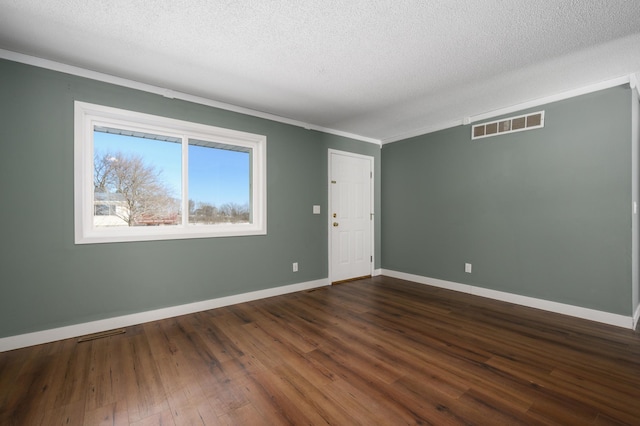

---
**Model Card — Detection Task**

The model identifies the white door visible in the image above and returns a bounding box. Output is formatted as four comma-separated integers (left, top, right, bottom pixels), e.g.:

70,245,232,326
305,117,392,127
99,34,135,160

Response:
329,150,373,283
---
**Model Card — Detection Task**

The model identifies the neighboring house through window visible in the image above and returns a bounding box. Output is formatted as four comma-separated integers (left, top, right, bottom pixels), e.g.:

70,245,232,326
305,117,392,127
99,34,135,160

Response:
93,192,130,227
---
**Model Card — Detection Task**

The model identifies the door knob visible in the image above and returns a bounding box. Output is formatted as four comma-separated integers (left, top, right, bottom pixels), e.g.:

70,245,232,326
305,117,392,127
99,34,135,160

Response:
333,222,339,227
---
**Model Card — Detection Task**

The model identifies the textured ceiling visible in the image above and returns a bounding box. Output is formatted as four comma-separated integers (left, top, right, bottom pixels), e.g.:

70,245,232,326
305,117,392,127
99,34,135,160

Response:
1,0,639,143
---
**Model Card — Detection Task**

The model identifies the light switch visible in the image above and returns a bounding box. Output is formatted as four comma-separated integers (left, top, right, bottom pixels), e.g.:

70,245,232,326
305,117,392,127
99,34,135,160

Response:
313,205,321,214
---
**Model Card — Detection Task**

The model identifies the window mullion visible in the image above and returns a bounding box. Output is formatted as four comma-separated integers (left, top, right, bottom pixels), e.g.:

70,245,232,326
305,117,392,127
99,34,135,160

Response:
182,135,189,227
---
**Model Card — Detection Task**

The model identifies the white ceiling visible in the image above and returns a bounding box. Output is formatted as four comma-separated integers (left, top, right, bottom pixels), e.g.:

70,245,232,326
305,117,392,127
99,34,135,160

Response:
1,0,639,143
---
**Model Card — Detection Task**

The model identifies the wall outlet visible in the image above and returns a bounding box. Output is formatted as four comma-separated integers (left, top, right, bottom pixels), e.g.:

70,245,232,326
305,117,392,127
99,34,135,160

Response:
293,262,298,272
465,263,472,273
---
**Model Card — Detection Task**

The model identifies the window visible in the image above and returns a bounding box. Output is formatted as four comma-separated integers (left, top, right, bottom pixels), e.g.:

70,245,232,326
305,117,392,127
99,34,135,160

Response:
74,101,266,244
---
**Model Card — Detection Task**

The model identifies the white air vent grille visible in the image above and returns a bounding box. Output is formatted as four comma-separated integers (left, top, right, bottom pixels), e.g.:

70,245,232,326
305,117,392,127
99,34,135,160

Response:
472,111,544,140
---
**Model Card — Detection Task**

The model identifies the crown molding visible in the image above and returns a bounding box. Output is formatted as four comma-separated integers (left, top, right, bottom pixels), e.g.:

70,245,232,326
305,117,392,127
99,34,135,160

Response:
383,74,634,144
0,49,381,146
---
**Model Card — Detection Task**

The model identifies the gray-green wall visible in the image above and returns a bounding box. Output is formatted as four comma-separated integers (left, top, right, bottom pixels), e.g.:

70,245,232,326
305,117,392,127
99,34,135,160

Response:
382,86,633,315
0,59,380,338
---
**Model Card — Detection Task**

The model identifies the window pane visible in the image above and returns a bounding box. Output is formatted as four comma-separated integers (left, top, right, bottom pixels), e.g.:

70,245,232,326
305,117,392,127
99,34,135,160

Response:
93,128,182,227
188,140,251,225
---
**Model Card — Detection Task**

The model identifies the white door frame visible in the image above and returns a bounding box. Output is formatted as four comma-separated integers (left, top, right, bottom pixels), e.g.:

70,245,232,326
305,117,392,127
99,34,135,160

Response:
328,149,375,282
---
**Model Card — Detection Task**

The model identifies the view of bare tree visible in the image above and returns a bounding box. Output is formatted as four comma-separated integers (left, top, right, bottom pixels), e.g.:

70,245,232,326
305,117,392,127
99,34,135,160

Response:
189,200,249,224
94,151,179,226
219,202,250,223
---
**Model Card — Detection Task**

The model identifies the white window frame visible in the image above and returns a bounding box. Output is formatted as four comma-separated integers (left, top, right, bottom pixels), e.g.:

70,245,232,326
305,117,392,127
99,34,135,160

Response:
74,101,267,244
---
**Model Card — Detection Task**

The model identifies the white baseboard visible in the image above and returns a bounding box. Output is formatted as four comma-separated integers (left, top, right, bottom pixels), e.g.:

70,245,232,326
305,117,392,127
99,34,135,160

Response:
0,278,329,352
373,268,382,276
633,304,640,330
382,269,636,329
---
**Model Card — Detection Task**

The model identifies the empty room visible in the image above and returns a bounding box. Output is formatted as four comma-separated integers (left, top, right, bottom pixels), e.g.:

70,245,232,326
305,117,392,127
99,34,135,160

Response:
1,1,639,424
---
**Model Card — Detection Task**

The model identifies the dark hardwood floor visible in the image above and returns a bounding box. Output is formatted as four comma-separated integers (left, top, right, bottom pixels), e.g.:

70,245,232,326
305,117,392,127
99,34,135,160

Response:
1,276,639,425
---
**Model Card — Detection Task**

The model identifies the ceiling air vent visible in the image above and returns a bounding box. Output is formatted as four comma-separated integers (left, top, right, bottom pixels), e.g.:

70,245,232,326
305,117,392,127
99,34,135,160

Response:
472,111,544,140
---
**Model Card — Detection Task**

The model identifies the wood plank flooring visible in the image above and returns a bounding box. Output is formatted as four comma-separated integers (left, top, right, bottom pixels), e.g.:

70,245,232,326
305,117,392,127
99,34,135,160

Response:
1,276,639,425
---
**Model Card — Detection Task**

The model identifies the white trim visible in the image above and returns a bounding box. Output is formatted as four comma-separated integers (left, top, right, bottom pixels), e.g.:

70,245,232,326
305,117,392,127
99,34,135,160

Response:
382,74,634,144
382,119,465,144
632,72,640,108
0,49,381,146
0,278,329,352
381,269,636,329
466,76,631,125
633,304,640,330
632,87,639,332
373,269,382,276
4,49,631,148
328,149,375,282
